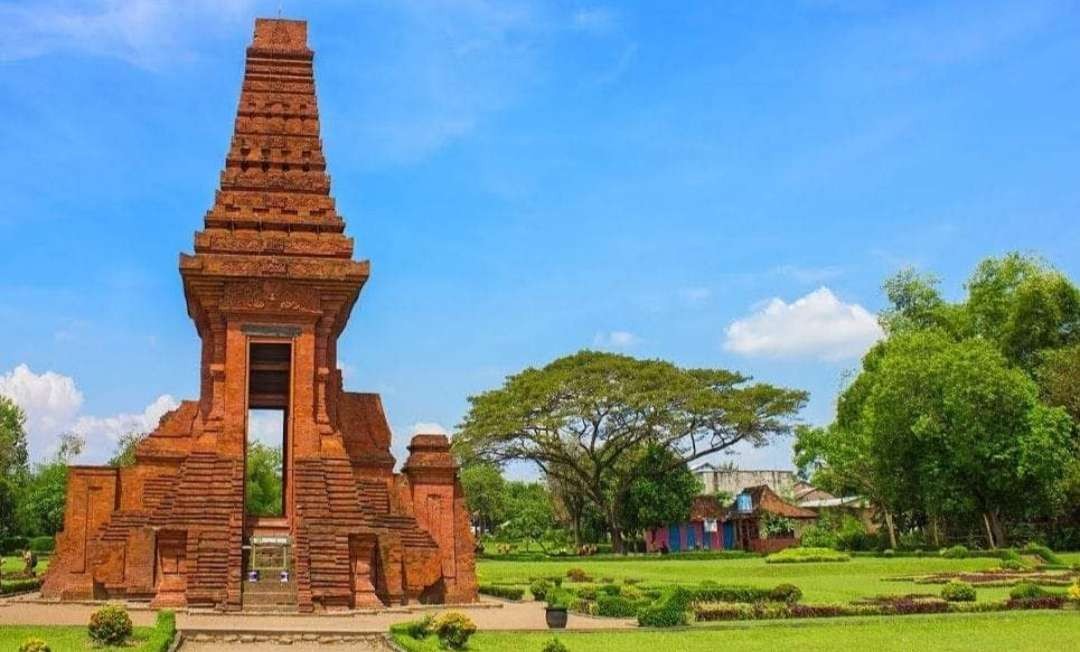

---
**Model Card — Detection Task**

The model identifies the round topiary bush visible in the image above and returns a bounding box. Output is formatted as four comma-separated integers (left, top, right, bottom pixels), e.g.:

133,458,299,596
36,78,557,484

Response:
88,603,133,646
18,639,50,652
566,568,591,583
941,580,976,602
431,611,477,650
542,638,570,652
1009,582,1048,601
940,545,969,559
769,583,803,604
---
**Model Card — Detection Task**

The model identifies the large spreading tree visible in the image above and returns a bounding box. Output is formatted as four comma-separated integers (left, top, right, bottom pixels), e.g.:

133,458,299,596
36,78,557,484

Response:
456,350,806,552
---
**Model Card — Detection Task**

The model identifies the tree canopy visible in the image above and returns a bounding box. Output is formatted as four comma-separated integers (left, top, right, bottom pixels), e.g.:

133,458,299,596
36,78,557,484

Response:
456,350,806,551
797,253,1080,549
245,441,283,517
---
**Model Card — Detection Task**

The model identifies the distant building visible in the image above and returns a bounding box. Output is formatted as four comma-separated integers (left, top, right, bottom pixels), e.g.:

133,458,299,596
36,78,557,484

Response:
692,464,798,497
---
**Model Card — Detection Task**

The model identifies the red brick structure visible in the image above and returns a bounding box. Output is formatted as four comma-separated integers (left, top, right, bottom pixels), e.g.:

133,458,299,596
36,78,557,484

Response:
42,18,477,611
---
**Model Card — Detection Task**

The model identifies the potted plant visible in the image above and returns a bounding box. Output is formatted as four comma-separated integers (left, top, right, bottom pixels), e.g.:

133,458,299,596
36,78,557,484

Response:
545,590,569,629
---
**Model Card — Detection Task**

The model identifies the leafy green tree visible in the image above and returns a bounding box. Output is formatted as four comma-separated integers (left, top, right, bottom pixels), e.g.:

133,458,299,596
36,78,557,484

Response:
820,331,1072,547
1037,344,1080,423
457,351,806,552
15,432,84,536
459,463,507,537
617,446,701,538
108,431,145,468
0,396,29,537
965,253,1080,368
0,396,29,477
500,481,559,552
245,441,283,517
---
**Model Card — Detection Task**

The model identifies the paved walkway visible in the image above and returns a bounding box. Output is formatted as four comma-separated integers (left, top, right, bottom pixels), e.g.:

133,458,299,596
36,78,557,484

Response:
0,594,637,633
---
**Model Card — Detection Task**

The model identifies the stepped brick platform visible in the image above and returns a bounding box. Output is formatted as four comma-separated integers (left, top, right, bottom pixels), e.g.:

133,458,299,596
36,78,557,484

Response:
41,17,476,612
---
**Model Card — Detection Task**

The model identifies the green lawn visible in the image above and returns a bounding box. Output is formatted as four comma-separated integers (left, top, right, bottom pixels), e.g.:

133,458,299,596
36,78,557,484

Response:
1,555,50,574
478,555,1022,603
405,612,1080,652
0,611,175,652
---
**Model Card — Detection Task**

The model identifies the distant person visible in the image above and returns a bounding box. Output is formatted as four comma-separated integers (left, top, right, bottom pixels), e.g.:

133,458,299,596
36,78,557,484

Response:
23,549,38,576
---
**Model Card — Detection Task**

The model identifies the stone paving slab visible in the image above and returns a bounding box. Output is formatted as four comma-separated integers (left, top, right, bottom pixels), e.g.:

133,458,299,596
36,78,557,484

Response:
0,596,637,633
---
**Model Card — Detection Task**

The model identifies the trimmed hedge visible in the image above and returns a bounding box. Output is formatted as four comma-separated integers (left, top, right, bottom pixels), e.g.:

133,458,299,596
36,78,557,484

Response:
28,537,54,554
478,584,526,601
637,587,692,628
0,536,29,555
690,585,773,603
765,547,850,564
940,545,969,559
1022,543,1064,566
1,578,42,595
596,594,639,618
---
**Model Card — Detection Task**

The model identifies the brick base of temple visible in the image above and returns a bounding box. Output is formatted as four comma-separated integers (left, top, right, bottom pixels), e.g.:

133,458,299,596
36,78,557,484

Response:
41,398,477,611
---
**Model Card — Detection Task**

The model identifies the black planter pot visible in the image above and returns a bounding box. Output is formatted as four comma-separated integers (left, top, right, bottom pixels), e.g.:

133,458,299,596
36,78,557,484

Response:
545,607,568,629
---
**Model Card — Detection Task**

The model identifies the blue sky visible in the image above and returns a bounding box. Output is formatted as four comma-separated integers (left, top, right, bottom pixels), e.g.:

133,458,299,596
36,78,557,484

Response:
1,1,1079,477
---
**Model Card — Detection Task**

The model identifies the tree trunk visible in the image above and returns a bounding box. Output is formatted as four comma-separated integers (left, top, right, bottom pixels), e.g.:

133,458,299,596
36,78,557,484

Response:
989,511,1007,548
884,511,898,549
572,513,582,548
982,512,996,549
610,526,624,554
930,517,941,548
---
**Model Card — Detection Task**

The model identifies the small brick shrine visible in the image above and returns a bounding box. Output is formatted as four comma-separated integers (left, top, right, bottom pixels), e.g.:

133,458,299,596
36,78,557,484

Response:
41,18,477,611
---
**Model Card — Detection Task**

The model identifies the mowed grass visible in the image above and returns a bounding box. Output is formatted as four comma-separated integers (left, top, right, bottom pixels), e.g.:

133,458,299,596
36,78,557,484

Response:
477,555,1021,603
0,626,160,652
1,555,50,574
455,612,1080,652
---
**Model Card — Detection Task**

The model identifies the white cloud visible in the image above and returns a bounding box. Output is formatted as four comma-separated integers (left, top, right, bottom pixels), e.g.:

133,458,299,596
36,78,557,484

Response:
0,0,255,68
0,364,177,462
410,421,449,436
593,330,639,349
723,287,883,361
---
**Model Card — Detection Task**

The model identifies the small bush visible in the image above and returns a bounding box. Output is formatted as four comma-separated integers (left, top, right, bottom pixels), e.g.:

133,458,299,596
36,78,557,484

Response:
546,588,571,610
479,584,526,601
88,603,133,646
566,568,591,582
574,586,598,600
940,545,969,559
1009,582,1049,600
799,523,839,549
431,611,477,650
599,584,621,596
882,548,895,557
941,580,976,602
18,639,50,652
542,638,570,652
637,586,692,627
596,594,638,618
28,536,55,554
769,583,803,604
403,614,433,640
765,547,850,564
1000,558,1028,571
529,579,552,601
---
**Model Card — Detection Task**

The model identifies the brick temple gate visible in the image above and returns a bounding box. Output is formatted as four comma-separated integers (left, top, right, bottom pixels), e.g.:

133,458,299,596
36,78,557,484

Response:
41,17,477,612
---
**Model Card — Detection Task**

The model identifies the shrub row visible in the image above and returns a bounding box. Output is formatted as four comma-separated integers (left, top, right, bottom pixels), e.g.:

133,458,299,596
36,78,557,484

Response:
693,595,1072,622
689,583,802,604
637,587,692,627
765,547,850,564
478,584,526,601
1,578,43,595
